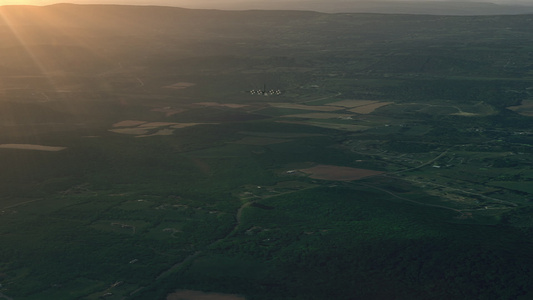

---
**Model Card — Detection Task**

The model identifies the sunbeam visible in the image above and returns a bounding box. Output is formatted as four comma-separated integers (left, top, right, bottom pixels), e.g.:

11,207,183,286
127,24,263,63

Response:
0,4,119,128
0,5,111,143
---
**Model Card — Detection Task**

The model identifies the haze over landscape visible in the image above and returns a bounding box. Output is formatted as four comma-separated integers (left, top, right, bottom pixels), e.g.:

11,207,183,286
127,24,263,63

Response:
3,0,533,14
0,0,532,299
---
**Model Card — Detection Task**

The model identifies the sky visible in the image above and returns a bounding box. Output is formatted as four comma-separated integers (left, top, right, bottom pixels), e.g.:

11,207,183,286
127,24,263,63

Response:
2,0,533,4
2,0,533,9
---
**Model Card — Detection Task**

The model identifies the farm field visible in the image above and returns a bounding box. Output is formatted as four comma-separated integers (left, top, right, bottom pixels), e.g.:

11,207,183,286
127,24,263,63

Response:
0,4,533,300
508,100,533,116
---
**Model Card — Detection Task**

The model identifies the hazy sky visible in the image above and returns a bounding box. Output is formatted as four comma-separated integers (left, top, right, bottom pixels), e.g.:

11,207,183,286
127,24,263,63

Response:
2,0,533,5
2,0,533,8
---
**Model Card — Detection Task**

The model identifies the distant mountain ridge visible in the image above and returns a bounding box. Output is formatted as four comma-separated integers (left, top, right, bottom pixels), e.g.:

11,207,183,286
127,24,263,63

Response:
11,0,533,15
172,0,533,15
0,0,533,16
3,2,532,77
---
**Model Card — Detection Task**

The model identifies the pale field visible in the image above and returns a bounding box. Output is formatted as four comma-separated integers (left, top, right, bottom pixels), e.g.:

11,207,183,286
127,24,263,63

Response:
508,100,533,116
327,100,378,108
299,164,384,181
137,128,175,137
0,144,66,151
348,102,393,114
140,122,183,128
164,82,196,89
282,113,354,119
269,102,343,111
195,102,248,108
167,290,245,300
171,123,212,129
232,136,291,145
109,128,150,135
112,120,147,127
110,121,210,136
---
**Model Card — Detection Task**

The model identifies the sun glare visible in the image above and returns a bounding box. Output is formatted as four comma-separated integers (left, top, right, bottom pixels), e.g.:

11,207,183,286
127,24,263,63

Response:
1,1,54,6
0,0,110,109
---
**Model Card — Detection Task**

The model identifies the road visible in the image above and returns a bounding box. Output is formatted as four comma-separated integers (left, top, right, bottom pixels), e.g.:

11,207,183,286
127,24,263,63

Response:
131,200,253,296
133,186,318,297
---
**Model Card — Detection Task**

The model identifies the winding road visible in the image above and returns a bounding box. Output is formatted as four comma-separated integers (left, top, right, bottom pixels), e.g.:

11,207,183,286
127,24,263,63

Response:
133,186,318,297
